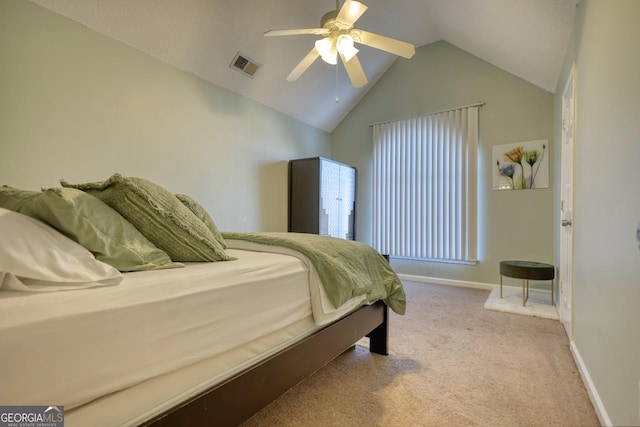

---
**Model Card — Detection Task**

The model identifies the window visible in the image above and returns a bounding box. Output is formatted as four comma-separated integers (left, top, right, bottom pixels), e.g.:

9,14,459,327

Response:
372,105,479,264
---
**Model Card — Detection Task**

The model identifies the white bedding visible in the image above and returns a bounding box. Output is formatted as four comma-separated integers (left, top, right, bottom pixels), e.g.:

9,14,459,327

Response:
0,247,362,414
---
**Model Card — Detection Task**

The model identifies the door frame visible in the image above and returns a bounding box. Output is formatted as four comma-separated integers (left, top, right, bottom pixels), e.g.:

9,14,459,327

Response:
559,63,576,338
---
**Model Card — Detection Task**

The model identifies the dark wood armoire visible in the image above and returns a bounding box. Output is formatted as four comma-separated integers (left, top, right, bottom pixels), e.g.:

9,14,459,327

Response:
288,157,357,240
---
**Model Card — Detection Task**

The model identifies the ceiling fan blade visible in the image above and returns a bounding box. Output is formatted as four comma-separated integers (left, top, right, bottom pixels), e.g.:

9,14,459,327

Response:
340,53,368,88
264,28,329,37
335,0,368,28
351,29,415,59
287,48,321,81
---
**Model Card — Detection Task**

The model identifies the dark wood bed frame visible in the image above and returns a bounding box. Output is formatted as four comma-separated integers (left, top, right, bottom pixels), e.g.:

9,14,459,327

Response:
146,301,389,426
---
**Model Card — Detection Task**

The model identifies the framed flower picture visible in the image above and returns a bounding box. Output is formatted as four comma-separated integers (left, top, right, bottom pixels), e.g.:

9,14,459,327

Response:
492,139,549,190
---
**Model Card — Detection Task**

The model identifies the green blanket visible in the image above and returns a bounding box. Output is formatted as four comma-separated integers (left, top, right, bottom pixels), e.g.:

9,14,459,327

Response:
222,232,406,315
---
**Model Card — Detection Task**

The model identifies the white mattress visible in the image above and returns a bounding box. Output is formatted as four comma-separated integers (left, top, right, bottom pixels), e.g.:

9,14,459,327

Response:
225,239,366,324
66,316,320,427
0,247,362,414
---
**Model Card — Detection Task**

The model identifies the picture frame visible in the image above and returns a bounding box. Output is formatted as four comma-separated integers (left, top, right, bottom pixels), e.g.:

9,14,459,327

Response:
492,139,549,190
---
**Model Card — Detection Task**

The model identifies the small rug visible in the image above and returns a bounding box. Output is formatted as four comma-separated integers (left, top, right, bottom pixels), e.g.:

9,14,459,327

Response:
484,287,559,320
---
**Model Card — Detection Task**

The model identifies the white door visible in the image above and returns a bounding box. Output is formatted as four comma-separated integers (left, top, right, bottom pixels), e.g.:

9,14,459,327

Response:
559,64,575,338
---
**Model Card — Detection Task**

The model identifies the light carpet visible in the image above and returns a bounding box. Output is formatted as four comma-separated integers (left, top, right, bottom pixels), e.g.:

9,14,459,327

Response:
484,287,559,320
242,281,598,427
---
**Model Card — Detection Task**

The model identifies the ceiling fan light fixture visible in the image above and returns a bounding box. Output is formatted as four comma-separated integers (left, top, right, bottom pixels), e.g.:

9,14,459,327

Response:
321,46,338,65
337,34,359,62
337,34,354,50
321,54,338,65
315,37,338,65
315,37,333,57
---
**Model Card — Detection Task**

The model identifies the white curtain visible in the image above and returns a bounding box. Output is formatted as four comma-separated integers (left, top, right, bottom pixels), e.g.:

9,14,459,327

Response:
372,105,478,263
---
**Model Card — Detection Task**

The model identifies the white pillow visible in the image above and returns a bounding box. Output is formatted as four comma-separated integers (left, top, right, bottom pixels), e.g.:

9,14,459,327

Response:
0,207,123,292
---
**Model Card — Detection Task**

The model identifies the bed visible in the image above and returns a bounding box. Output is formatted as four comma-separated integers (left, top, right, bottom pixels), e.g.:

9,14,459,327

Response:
0,174,406,426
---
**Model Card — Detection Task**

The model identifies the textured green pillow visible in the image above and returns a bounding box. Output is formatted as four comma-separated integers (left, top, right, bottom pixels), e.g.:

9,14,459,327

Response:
61,174,233,262
175,193,227,249
0,185,183,272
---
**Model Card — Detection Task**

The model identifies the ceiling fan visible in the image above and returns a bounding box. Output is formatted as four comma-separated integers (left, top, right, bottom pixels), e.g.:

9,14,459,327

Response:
264,0,415,88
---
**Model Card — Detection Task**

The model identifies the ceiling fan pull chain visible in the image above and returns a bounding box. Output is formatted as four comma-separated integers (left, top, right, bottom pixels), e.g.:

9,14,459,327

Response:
335,61,340,103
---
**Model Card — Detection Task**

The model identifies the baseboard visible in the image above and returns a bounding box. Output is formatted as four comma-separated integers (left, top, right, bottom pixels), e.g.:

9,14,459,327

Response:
397,274,553,298
570,340,612,426
397,273,493,290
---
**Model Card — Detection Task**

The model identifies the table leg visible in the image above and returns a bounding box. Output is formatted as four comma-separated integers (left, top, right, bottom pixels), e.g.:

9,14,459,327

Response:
551,279,554,305
500,275,503,298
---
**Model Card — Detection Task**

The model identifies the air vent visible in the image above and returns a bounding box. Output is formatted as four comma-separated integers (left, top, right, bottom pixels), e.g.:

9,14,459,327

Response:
230,52,260,78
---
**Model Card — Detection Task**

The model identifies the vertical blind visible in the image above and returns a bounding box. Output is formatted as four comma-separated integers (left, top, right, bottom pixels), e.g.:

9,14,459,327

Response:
372,105,479,263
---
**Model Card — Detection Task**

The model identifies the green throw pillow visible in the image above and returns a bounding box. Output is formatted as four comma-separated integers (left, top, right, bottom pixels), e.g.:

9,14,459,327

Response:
61,174,233,262
0,185,183,272
175,193,227,249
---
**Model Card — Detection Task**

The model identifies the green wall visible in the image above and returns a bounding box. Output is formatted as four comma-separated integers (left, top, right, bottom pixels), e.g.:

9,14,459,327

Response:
554,1,640,424
332,41,555,286
0,0,330,232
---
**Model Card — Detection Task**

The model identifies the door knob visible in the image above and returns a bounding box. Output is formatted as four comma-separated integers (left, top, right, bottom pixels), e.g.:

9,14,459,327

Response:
562,219,572,227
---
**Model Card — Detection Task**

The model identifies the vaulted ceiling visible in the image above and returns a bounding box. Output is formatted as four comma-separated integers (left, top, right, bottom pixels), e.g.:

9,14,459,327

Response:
31,0,577,132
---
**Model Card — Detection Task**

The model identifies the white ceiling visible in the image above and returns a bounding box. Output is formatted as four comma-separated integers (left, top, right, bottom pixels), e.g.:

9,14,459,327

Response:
30,0,577,132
